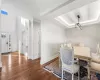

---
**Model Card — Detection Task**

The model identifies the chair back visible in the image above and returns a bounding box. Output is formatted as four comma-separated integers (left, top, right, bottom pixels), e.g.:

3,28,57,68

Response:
60,47,74,65
74,46,90,57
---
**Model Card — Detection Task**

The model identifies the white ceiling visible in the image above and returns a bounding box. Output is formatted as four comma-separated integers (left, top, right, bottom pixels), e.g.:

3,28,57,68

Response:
2,0,40,18
55,0,100,28
2,0,35,6
35,0,75,16
2,0,75,18
2,0,99,28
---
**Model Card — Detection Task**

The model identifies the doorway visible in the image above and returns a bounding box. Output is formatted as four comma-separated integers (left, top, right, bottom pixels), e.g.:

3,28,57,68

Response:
18,17,29,56
17,17,41,60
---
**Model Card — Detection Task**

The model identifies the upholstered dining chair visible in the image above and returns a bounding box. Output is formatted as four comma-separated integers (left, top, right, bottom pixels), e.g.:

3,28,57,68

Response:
91,53,100,73
60,47,79,80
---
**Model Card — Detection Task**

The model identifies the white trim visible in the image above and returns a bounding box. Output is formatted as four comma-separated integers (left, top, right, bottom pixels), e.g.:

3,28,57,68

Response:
33,55,39,60
27,56,34,60
41,53,59,65
43,68,53,73
43,67,61,78
55,15,99,28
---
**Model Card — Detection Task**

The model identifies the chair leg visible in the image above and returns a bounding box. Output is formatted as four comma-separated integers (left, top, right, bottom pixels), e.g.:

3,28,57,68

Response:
78,66,80,80
62,69,63,80
72,73,74,80
78,71,80,80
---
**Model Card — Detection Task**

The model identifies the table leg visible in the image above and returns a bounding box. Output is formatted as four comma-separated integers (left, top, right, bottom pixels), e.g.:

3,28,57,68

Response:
88,61,91,80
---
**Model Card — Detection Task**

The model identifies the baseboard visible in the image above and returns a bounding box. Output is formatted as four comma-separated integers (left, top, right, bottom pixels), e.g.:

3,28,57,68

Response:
42,56,58,67
33,58,41,61
33,55,40,60
41,53,59,65
1,51,18,54
28,56,34,60
1,52,10,55
28,56,41,61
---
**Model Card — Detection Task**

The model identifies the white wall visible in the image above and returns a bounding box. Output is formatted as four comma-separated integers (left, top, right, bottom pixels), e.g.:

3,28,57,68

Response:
0,0,1,6
1,3,33,52
65,24,100,53
0,0,2,67
36,0,69,15
40,19,66,64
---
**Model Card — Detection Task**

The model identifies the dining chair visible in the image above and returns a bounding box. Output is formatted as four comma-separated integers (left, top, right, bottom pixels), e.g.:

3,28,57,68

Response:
91,53,100,72
60,47,79,80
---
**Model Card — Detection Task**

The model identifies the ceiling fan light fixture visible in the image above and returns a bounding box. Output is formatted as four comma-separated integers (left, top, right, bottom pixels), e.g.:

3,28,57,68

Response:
75,15,82,30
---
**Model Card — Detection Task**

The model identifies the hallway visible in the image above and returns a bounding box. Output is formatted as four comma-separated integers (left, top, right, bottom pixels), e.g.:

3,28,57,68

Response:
0,52,59,80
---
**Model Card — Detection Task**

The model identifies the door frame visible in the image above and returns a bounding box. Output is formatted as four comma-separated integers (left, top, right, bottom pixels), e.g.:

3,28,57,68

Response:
17,17,31,58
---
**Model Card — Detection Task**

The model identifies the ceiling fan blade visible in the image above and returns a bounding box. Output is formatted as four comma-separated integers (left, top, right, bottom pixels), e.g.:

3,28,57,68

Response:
78,26,82,30
75,23,82,30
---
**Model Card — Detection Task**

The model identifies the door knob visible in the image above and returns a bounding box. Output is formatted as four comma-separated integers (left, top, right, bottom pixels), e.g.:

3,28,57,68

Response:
6,42,8,44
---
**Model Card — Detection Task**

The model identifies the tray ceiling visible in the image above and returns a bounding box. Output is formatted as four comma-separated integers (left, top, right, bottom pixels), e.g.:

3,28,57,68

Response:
55,0,100,28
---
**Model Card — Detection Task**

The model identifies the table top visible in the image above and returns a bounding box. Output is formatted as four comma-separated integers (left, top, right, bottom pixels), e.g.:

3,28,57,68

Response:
74,55,91,61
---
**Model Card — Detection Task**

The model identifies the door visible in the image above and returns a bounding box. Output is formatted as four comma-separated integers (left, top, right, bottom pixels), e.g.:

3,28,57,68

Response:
21,21,29,56
35,27,40,58
33,21,41,58
1,33,9,53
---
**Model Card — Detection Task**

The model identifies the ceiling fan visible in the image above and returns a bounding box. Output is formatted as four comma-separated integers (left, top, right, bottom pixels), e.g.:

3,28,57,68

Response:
75,15,82,30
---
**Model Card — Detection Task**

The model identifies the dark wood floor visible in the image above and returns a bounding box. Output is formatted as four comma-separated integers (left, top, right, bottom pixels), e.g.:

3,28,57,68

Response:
0,52,60,80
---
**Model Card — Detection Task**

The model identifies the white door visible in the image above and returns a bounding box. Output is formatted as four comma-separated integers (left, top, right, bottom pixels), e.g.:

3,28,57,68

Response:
22,31,28,55
33,21,41,58
1,33,9,53
21,22,29,56
35,27,40,58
